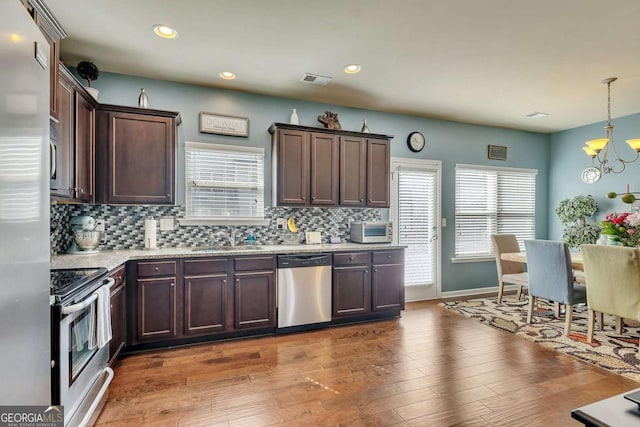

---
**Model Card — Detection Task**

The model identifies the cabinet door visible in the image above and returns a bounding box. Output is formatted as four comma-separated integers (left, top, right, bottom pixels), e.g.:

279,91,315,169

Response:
234,272,275,329
276,129,309,205
103,112,175,204
74,93,94,202
184,274,228,335
372,264,405,311
332,265,371,317
34,14,59,119
109,283,126,365
51,76,73,199
136,277,177,342
339,136,366,206
366,138,390,207
309,133,339,205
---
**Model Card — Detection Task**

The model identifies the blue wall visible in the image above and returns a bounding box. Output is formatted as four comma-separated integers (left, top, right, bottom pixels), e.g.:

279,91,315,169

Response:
86,71,550,293
549,113,640,240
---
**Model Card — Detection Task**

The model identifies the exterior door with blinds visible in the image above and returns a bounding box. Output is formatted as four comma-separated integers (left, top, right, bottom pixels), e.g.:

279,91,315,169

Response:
390,158,441,301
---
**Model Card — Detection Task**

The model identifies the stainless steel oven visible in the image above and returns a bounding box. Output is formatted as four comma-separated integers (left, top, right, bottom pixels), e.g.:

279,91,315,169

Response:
51,268,115,427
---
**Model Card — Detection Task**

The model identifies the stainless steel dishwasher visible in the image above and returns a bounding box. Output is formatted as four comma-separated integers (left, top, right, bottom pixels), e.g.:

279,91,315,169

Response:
277,253,332,330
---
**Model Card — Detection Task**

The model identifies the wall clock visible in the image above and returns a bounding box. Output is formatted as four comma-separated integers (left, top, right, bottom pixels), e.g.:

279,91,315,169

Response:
581,167,601,184
407,132,425,152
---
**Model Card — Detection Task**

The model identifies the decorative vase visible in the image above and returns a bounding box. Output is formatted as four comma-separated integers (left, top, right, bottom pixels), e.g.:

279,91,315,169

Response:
138,88,149,108
289,109,299,125
606,235,620,246
85,87,99,100
361,119,369,133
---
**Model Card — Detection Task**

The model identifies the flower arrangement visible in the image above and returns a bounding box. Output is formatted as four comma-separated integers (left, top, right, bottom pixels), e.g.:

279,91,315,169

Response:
601,211,640,246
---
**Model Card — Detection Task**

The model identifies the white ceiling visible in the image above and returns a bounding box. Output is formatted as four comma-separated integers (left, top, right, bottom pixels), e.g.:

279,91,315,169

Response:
46,0,640,133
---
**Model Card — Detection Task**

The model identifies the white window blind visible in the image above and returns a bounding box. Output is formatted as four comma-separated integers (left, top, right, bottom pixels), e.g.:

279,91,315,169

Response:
455,165,537,259
185,142,264,220
397,168,436,286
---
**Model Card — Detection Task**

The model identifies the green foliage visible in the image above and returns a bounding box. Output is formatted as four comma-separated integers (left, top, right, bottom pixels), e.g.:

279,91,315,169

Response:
76,61,100,87
555,195,599,225
561,224,600,248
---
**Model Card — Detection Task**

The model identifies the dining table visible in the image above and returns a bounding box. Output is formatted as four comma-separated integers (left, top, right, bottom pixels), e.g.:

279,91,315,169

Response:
501,251,584,271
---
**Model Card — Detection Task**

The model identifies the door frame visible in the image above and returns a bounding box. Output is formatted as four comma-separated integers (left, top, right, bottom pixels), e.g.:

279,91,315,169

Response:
390,157,442,301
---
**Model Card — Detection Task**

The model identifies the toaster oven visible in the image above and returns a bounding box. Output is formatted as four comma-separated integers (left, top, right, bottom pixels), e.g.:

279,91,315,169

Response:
350,221,392,243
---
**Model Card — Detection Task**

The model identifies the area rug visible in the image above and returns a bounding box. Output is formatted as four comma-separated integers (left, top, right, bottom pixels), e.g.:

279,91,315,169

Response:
439,297,640,382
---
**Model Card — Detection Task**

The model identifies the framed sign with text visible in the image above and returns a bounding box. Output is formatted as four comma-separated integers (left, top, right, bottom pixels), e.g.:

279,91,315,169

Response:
199,112,249,137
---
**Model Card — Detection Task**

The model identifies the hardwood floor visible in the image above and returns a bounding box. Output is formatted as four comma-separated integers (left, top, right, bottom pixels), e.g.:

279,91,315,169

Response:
96,300,639,426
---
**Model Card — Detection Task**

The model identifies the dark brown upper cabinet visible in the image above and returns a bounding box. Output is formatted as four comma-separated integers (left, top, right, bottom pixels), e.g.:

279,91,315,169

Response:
95,105,181,205
269,123,392,208
24,0,67,120
50,66,97,202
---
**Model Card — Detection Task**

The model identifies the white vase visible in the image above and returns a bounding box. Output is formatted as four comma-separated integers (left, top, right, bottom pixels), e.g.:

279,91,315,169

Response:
361,119,369,133
85,87,99,100
138,88,149,108
290,109,299,125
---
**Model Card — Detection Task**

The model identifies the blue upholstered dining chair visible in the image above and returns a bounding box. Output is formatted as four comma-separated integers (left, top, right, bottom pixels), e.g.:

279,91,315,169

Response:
491,234,528,303
524,239,587,336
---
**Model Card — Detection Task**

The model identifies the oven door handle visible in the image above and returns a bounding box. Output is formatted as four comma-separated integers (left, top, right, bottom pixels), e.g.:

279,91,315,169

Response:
61,278,115,315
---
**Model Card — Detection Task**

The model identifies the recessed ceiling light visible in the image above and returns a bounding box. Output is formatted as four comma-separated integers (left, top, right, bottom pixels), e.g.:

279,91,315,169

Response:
344,64,361,74
526,111,550,118
219,71,236,80
153,24,178,39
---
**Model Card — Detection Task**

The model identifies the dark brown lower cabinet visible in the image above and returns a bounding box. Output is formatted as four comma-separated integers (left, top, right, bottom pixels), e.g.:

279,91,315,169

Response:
371,250,405,311
332,265,371,317
234,271,275,329
136,277,177,342
108,265,126,366
184,274,228,335
332,250,405,320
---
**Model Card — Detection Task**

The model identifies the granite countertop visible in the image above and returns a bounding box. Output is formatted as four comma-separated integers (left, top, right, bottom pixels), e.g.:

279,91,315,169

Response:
51,243,407,271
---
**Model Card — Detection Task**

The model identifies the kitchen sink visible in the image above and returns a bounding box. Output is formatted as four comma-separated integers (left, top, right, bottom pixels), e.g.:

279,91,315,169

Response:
192,245,263,252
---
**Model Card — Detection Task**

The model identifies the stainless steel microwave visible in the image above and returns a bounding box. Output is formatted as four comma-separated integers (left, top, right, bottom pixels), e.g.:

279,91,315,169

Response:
350,221,392,243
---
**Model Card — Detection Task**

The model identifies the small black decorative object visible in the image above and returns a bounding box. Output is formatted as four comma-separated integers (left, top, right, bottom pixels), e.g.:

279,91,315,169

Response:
76,61,100,87
407,132,425,152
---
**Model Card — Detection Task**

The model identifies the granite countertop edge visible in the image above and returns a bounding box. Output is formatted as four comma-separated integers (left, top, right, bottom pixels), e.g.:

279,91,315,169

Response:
51,243,408,271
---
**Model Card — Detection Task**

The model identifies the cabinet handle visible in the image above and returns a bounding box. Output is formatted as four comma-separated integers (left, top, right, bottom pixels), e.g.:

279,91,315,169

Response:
110,304,113,309
359,199,363,203
349,256,354,261
170,282,175,287
387,255,392,259
166,194,170,197
154,267,159,271
223,279,227,284
80,188,84,192
312,196,316,200
365,270,368,274
236,279,240,283
374,269,378,272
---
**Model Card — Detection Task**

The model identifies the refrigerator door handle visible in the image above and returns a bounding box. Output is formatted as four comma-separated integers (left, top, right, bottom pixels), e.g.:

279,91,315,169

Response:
49,140,56,179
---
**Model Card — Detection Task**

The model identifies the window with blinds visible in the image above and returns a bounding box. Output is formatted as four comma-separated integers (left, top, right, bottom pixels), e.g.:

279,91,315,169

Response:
454,164,537,259
397,168,436,286
185,142,264,220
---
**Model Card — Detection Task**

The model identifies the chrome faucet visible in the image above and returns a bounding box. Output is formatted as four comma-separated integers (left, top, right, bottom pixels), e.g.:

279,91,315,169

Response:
212,227,236,247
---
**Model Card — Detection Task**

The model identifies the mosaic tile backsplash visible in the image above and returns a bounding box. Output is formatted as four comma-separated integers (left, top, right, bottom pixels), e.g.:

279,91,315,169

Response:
50,204,381,254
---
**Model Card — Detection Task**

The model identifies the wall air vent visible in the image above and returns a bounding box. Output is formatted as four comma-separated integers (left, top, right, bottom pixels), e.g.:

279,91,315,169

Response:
300,73,332,86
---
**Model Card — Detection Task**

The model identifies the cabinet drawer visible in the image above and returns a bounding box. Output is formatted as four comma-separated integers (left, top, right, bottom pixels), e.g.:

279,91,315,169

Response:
234,256,274,272
372,250,404,265
109,264,126,288
184,258,228,275
333,252,370,266
137,260,176,278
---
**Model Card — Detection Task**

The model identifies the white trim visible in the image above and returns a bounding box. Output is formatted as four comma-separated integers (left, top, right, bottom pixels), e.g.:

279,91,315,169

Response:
390,157,442,300
451,256,495,263
185,140,264,155
456,163,538,175
179,218,270,227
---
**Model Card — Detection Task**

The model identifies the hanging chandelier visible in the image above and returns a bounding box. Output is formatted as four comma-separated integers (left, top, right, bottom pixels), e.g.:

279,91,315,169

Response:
582,77,640,174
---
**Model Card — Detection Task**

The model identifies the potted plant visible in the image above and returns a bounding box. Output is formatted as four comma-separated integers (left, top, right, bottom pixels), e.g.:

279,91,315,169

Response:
76,60,100,100
555,195,600,248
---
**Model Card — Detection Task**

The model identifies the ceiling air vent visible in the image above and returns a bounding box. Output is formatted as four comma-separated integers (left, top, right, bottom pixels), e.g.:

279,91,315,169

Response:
300,73,332,86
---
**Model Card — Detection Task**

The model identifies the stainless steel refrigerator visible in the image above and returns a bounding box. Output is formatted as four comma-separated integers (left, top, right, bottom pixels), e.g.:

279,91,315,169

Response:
0,0,51,405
